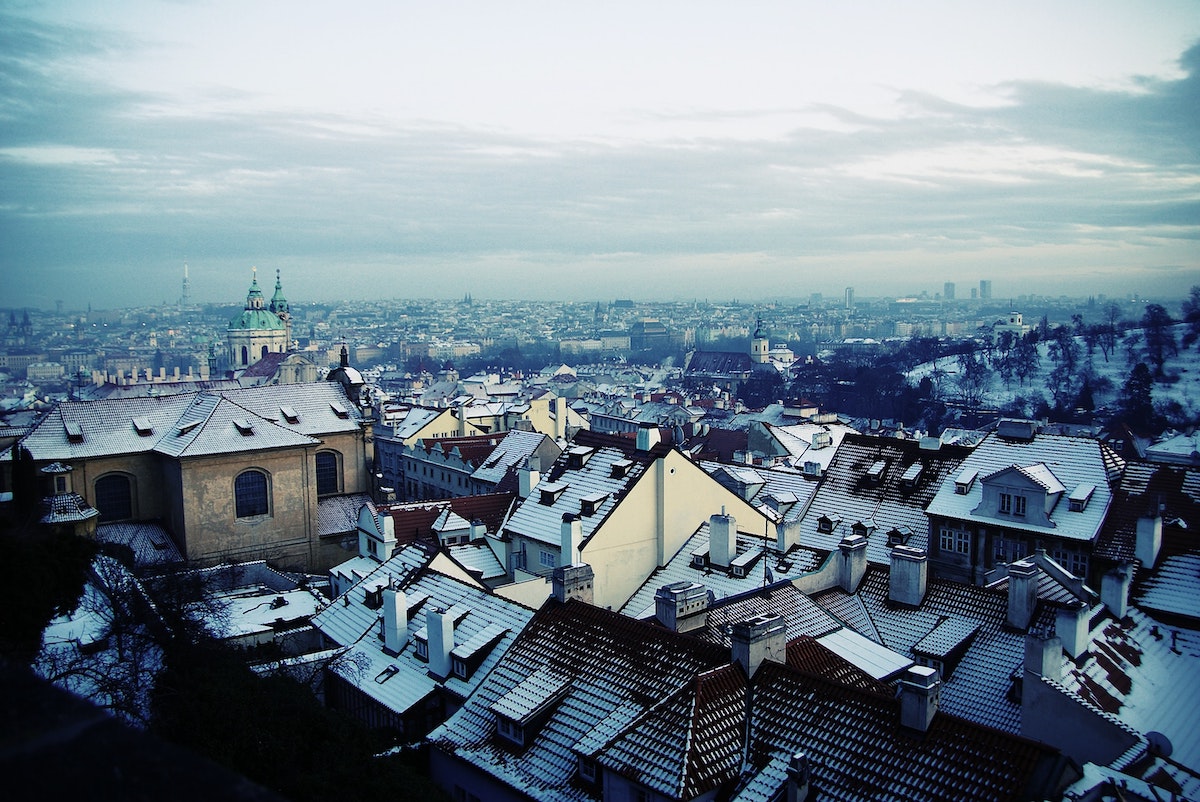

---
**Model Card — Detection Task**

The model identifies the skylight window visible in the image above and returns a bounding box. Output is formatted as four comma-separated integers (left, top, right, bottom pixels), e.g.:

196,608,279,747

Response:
280,405,299,424
330,401,349,419
64,421,84,442
233,418,254,436
132,416,153,436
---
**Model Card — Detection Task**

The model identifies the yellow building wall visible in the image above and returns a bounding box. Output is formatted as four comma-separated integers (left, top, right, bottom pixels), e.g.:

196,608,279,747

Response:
582,450,771,610
70,453,170,521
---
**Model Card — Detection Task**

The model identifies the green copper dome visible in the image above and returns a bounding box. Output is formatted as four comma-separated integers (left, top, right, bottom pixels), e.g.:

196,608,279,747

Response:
228,309,287,330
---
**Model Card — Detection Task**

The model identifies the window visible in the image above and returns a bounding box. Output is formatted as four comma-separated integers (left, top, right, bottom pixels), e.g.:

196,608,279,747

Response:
999,492,1012,514
95,474,133,521
939,526,969,555
578,757,598,783
261,345,269,359
539,550,557,568
316,451,340,496
1013,495,1027,516
241,345,249,366
235,470,270,518
415,638,428,660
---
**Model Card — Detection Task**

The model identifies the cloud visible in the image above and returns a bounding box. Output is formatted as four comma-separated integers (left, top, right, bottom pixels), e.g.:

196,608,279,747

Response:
0,9,1197,308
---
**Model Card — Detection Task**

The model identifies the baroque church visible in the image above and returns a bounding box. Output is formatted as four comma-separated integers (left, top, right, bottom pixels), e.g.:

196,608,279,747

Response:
227,267,292,370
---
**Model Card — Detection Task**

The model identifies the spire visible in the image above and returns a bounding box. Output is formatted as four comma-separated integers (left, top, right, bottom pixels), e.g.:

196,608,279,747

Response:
245,267,265,309
269,268,289,315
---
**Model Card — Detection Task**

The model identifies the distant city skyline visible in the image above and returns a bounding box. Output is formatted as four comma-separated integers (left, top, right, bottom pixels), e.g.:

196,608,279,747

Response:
2,1,1198,309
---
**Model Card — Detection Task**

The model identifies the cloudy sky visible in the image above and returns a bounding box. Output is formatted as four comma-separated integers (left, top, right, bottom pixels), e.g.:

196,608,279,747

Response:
2,1,1198,310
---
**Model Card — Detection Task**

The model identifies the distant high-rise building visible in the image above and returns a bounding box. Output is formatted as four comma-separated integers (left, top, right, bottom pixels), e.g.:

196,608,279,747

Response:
181,262,192,307
943,282,955,300
845,287,854,310
979,280,993,300
971,288,978,300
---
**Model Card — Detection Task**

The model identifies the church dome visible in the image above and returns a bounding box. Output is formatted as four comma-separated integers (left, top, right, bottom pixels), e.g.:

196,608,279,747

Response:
228,268,287,330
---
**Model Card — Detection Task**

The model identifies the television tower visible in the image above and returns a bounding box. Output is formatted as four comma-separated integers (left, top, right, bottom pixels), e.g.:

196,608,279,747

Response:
181,261,192,307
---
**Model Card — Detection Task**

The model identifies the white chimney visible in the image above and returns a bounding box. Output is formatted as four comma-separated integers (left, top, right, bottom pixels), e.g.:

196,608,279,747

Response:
888,546,928,607
426,607,454,679
382,588,409,653
838,535,868,593
776,518,800,553
709,511,736,568
899,665,941,732
469,518,486,541
636,423,661,452
1024,629,1062,682
560,513,583,566
1056,601,1089,659
518,457,540,499
1135,515,1162,569
1101,564,1132,619
553,563,595,605
731,614,786,676
655,581,709,632
1006,560,1039,630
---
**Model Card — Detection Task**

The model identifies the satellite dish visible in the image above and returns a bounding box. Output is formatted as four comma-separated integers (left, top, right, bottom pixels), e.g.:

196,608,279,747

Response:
1147,731,1173,758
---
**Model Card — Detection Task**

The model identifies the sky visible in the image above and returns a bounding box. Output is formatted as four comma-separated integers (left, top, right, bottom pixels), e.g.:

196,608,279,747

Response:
1,0,1198,310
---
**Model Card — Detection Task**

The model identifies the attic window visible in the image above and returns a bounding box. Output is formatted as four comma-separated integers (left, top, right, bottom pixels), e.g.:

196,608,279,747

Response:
580,492,608,517
567,446,595,469
330,401,349,419
954,468,978,495
866,460,886,483
233,418,254,436
577,756,598,784
611,459,633,479
900,463,923,488
817,514,841,534
538,481,568,506
887,526,914,546
851,520,875,538
1068,484,1095,512
64,421,84,443
132,416,153,436
280,405,299,424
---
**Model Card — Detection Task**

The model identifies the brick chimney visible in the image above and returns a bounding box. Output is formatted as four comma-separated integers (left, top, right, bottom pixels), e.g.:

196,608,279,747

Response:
838,535,868,593
553,563,594,605
560,513,583,566
655,581,710,633
888,545,928,607
382,588,409,654
899,665,941,732
1006,559,1039,630
731,614,786,677
709,511,736,569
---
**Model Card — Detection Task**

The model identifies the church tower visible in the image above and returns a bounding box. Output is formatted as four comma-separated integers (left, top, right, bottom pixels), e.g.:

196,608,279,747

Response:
226,267,290,370
268,268,292,348
750,317,770,365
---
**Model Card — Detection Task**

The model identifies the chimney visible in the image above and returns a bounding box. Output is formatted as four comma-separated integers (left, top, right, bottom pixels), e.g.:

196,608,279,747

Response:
899,665,941,732
560,513,583,566
469,518,486,541
888,546,928,607
1056,600,1089,658
709,511,736,568
786,752,811,802
731,614,786,676
776,518,800,553
1101,563,1132,619
838,535,868,593
518,457,540,499
1023,629,1062,683
1135,515,1162,569
426,607,454,679
655,581,709,633
553,563,594,605
382,588,409,653
457,405,468,435
1006,559,1039,630
636,422,661,452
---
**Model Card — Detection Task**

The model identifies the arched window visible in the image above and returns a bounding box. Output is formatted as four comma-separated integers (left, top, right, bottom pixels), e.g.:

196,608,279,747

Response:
241,345,249,366
235,470,270,518
261,345,269,359
95,473,133,521
316,450,340,496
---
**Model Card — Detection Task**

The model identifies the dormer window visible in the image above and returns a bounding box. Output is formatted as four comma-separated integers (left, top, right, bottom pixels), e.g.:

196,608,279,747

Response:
65,421,84,443
330,401,349,419
954,468,978,495
851,520,875,538
611,459,633,479
866,460,886,484
415,635,429,661
578,756,598,784
580,492,608,517
496,716,525,748
887,526,913,546
233,418,254,436
280,405,299,424
900,463,923,488
1068,484,1095,512
817,514,841,534
567,446,594,469
538,481,568,506
132,416,153,436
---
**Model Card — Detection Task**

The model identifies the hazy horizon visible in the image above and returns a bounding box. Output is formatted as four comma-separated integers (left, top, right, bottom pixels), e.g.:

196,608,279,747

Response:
3,1,1198,309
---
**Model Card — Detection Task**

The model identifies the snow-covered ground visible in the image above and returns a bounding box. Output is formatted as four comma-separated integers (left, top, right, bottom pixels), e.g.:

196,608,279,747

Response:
906,324,1200,422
